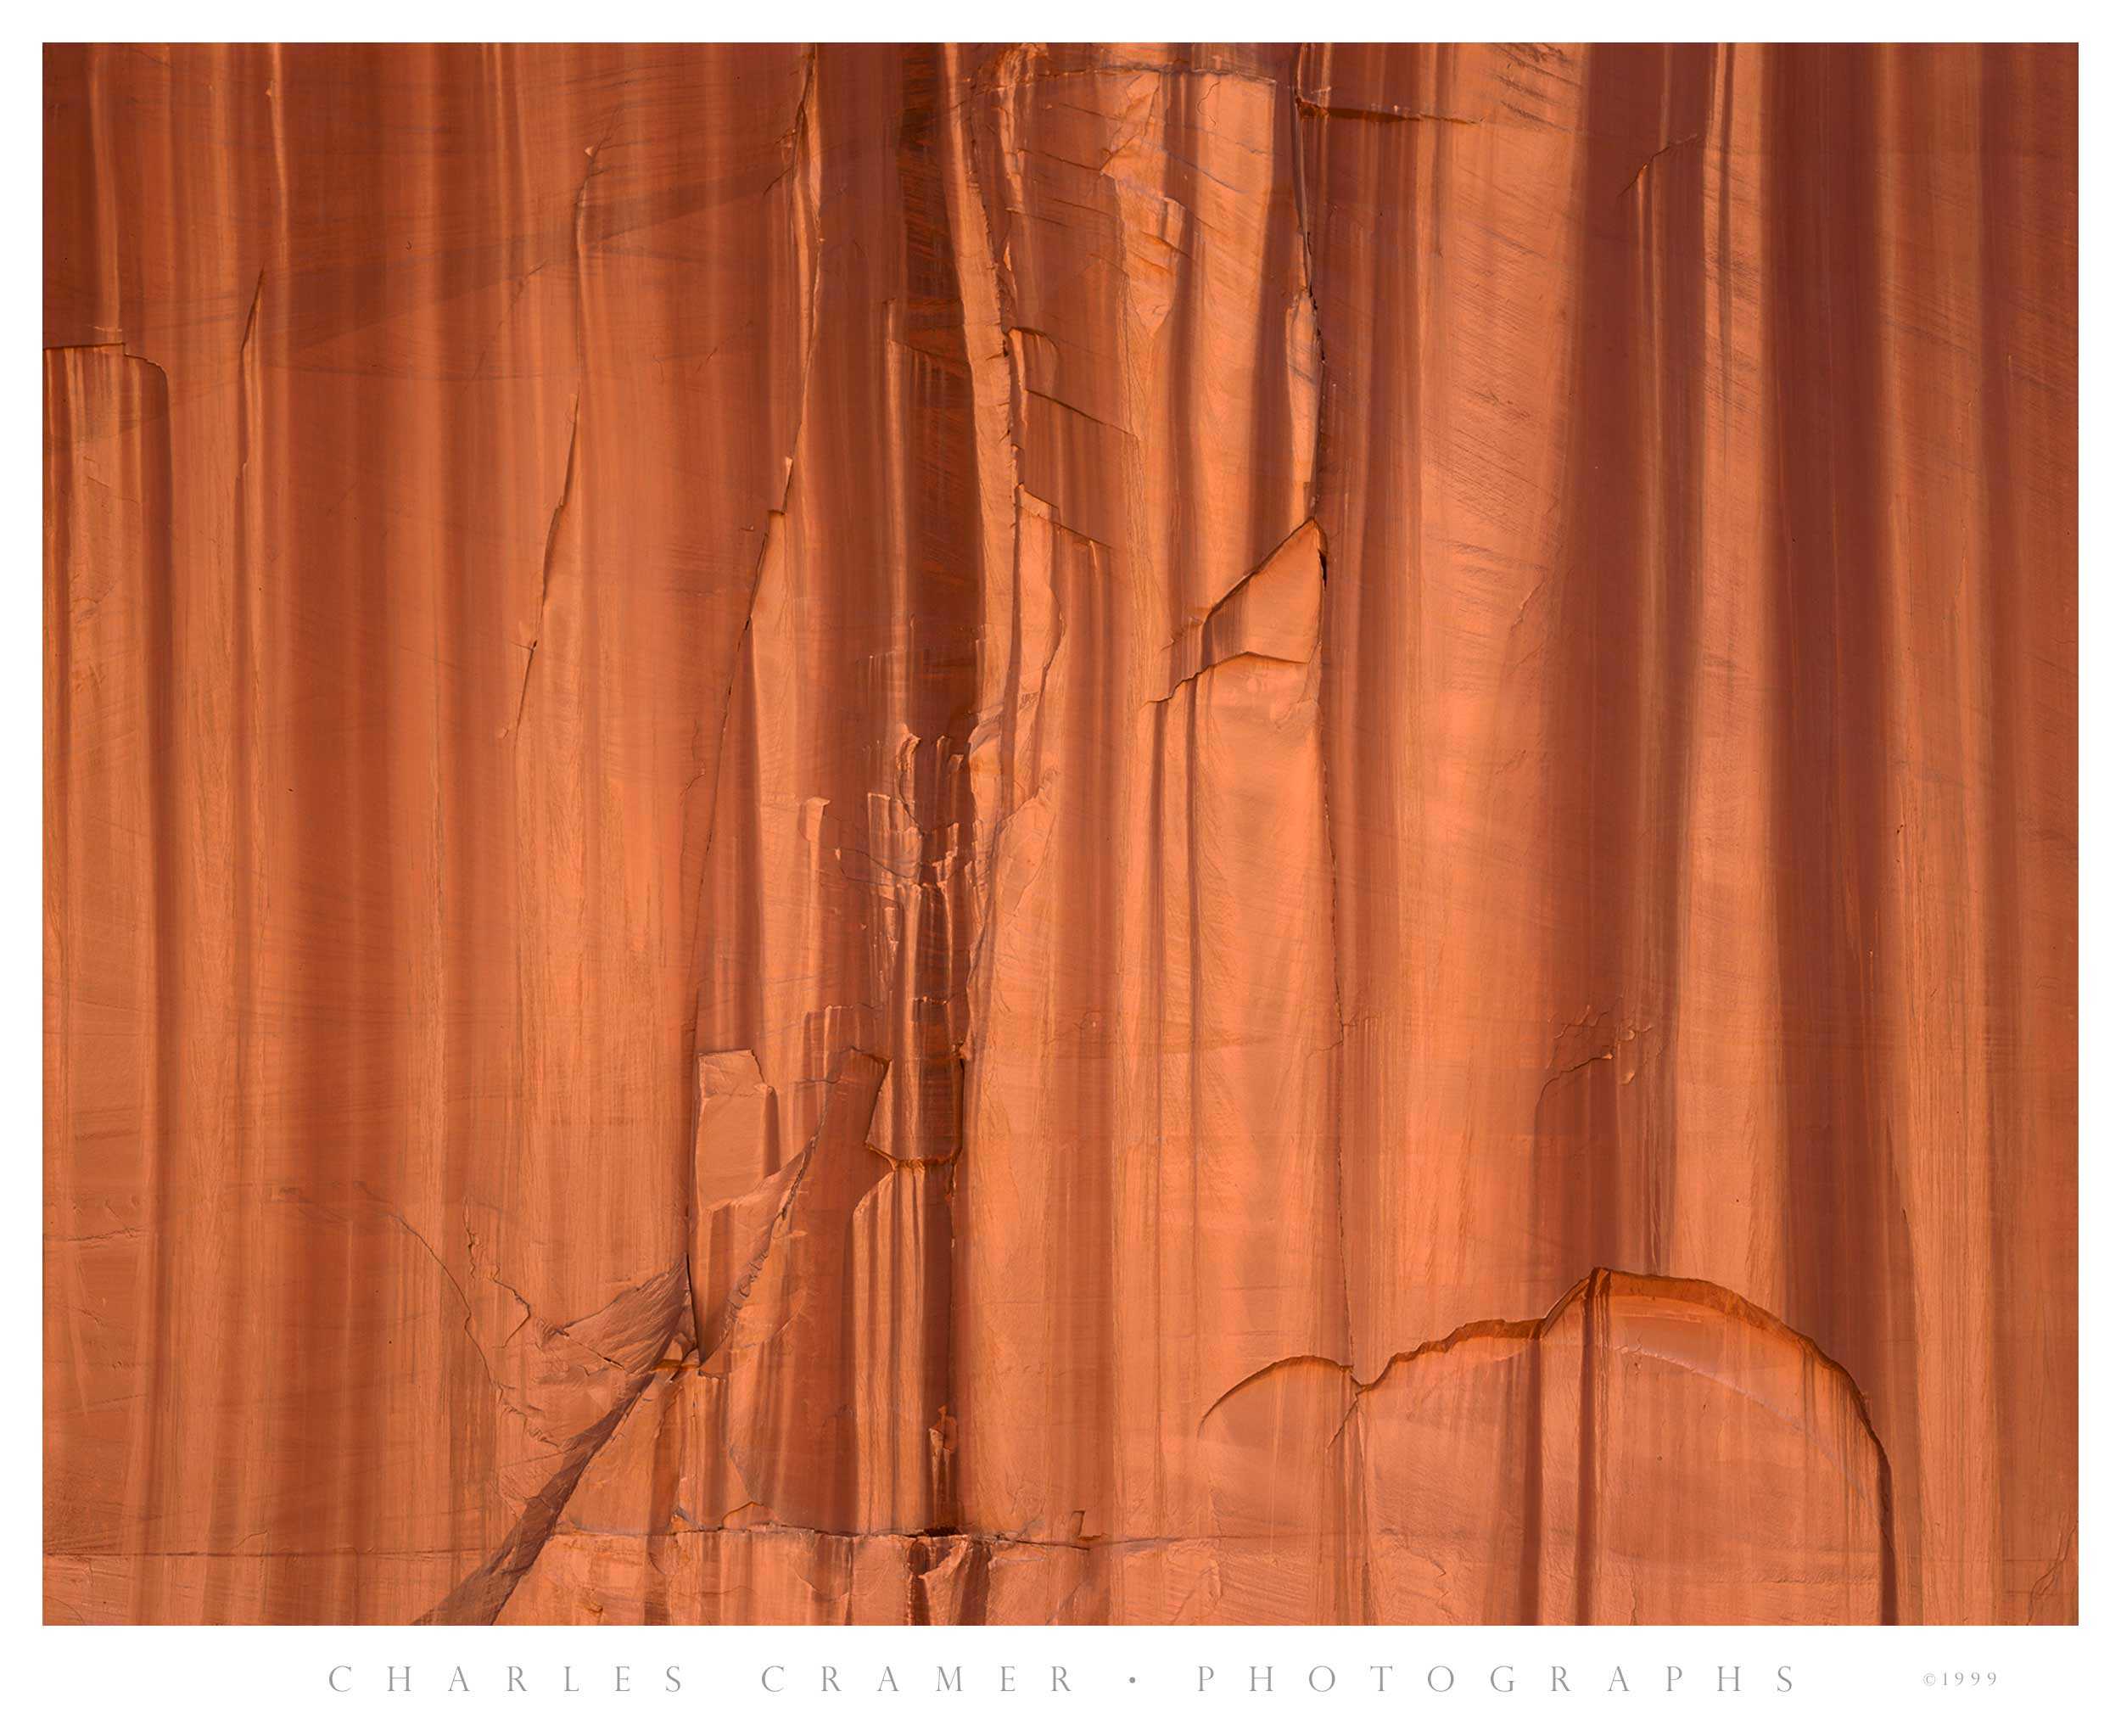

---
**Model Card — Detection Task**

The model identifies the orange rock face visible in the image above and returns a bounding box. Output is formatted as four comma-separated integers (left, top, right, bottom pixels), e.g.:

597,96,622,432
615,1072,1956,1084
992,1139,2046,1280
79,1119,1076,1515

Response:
44,43,2076,1624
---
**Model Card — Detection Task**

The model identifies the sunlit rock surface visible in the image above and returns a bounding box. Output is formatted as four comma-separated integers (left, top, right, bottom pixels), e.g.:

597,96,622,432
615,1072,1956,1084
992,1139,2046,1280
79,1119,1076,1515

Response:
44,42,2075,1624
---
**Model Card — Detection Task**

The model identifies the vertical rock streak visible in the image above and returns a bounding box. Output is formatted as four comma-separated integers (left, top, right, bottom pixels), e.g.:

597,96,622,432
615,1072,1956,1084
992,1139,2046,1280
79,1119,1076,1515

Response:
44,43,2075,1624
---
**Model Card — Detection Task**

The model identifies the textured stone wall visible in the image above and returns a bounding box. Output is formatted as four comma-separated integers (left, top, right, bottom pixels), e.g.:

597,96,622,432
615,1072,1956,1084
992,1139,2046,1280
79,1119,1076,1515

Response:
44,43,2076,1624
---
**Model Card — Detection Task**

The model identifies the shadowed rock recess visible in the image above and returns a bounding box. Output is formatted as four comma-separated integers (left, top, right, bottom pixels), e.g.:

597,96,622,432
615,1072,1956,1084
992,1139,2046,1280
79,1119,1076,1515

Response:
44,43,2075,1625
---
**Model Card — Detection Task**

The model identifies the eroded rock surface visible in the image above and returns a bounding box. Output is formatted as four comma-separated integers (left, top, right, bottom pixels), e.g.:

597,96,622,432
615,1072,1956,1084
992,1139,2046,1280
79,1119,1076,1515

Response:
45,43,2076,1624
